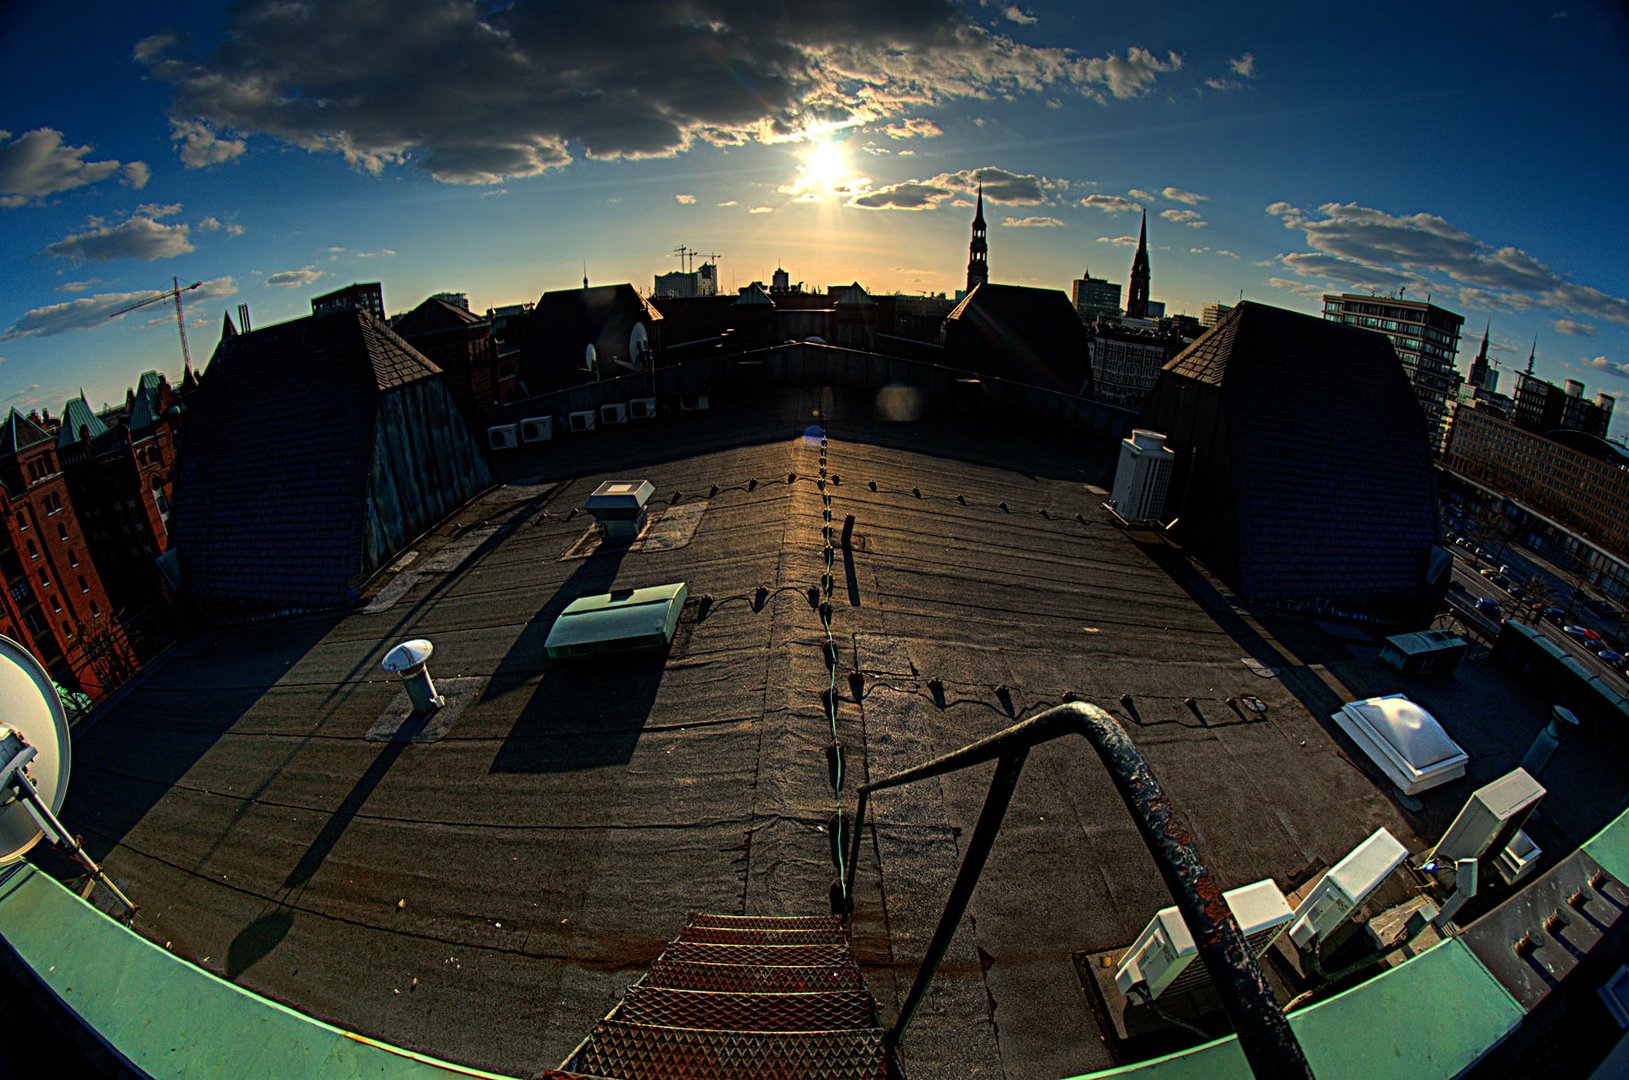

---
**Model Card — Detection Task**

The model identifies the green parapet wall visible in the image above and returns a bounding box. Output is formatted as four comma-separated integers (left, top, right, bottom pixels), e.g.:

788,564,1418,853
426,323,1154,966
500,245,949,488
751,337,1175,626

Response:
0,864,514,1079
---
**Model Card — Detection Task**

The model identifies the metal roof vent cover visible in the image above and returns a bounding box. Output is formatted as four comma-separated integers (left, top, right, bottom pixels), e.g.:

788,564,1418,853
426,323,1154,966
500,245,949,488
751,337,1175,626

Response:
381,638,444,713
544,582,688,659
584,479,655,541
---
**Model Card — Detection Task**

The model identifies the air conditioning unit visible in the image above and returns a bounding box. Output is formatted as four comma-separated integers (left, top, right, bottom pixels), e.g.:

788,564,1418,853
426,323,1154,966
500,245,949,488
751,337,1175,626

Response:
679,393,710,412
629,397,658,420
487,424,519,450
519,416,553,444
1110,429,1175,521
1115,879,1293,1001
600,403,629,425
567,410,597,434
1430,767,1544,870
1289,827,1408,951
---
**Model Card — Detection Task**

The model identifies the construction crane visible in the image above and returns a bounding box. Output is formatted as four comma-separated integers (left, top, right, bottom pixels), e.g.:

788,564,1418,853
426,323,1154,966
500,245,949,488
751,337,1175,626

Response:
108,277,203,377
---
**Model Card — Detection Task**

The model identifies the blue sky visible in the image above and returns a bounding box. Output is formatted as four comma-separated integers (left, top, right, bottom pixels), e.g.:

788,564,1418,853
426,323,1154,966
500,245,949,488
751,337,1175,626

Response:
3,1,1627,434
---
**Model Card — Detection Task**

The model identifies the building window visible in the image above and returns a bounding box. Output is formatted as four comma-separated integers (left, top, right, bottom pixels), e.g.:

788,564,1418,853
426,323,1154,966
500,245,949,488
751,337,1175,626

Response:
56,522,68,541
78,575,89,594
67,549,78,567
49,595,61,613
14,510,26,531
61,620,73,640
89,599,101,617
26,538,38,559
37,569,50,588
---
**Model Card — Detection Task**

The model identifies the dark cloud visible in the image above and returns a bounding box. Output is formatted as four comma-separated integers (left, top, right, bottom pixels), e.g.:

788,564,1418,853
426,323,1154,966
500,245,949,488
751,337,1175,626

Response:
848,165,1053,211
138,1,1182,184
43,205,194,263
3,277,235,340
1271,201,1629,326
849,181,950,210
0,128,139,207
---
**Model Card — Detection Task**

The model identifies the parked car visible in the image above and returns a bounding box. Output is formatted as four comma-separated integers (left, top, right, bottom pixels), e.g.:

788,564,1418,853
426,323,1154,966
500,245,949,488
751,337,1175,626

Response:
1599,650,1624,665
1544,607,1567,624
1563,624,1594,643
1475,598,1502,619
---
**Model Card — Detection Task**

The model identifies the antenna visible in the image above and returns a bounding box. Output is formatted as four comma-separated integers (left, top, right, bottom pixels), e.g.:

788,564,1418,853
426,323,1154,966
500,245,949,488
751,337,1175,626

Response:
0,636,136,915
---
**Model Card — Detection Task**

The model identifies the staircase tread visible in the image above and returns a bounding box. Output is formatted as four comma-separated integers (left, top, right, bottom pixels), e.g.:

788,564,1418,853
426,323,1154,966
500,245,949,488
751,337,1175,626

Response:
573,1020,886,1080
679,925,850,945
687,912,846,931
661,941,853,967
619,986,879,1031
645,958,866,993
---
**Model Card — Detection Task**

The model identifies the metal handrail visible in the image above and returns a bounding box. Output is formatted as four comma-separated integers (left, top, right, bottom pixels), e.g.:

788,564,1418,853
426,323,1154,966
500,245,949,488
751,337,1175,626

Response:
842,700,1311,1078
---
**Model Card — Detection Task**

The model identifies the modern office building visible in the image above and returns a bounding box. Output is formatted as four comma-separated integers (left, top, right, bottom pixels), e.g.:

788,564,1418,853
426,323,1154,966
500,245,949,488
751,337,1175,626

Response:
1322,293,1463,445
1072,271,1122,322
1512,371,1614,440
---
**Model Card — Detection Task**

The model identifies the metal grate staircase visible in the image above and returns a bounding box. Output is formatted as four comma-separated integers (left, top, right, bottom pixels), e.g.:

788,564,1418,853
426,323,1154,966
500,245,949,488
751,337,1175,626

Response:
543,913,897,1079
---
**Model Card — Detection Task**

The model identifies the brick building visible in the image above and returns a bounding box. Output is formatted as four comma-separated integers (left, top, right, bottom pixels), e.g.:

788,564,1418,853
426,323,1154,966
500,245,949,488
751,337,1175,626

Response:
1444,404,1629,561
395,296,517,432
0,409,123,699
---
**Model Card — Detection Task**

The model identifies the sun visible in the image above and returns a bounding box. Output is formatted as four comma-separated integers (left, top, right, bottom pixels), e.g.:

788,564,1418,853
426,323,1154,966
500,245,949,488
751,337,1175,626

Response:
790,130,859,201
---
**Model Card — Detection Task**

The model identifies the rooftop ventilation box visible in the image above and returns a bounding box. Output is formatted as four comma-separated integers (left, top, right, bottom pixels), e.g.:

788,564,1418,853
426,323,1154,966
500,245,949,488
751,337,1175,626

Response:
585,479,655,541
519,416,553,444
1114,879,1293,1001
544,582,688,660
1110,429,1174,522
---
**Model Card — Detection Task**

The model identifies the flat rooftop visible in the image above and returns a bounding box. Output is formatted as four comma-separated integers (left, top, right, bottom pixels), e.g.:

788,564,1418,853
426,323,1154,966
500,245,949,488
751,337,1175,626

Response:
58,387,1629,1077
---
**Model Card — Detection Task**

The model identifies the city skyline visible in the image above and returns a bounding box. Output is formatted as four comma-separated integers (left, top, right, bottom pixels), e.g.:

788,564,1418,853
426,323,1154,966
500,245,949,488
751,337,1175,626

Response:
2,1,1627,433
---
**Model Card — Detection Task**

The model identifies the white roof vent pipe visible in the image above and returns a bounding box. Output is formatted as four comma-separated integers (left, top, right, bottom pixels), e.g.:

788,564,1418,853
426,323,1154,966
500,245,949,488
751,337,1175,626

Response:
382,638,444,713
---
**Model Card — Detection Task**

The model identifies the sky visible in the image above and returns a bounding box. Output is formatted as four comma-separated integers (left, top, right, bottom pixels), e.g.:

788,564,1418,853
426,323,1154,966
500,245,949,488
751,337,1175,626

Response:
2,1,1627,435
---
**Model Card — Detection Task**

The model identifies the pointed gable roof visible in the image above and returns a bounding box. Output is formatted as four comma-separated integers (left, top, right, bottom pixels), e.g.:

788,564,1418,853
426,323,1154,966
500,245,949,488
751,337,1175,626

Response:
835,282,874,307
393,295,486,339
57,394,110,449
0,409,52,457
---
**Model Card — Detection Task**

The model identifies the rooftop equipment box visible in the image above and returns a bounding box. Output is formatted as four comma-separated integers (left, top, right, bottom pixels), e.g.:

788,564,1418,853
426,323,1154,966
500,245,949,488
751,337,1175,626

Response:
544,583,688,660
585,480,655,541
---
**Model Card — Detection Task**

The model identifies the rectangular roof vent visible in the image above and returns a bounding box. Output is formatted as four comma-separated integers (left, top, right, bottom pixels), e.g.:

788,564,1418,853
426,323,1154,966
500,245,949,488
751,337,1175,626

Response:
544,582,688,659
585,479,656,540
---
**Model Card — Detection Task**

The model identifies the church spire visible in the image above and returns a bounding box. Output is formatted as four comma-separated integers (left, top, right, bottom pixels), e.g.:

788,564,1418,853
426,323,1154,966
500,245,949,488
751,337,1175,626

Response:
966,183,988,293
1126,210,1151,319
1527,335,1537,374
1468,320,1491,390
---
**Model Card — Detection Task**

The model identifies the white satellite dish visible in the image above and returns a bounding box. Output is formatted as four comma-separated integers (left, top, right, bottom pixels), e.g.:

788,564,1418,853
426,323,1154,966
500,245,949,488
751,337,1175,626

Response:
0,635,136,913
0,635,71,865
583,342,599,375
628,323,650,372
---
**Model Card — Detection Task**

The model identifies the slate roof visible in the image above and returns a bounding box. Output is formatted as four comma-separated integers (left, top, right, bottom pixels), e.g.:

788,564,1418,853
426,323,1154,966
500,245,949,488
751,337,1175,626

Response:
56,395,110,449
393,296,486,339
1141,301,1438,618
169,309,447,613
0,409,51,456
944,282,1092,396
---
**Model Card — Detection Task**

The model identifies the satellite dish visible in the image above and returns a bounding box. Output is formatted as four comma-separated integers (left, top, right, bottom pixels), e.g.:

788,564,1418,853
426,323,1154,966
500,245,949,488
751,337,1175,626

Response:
0,636,136,914
0,635,71,865
583,343,599,375
628,323,649,372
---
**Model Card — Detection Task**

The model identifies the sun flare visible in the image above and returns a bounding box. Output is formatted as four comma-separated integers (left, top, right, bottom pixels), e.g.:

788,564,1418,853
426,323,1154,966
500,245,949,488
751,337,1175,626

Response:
790,130,860,201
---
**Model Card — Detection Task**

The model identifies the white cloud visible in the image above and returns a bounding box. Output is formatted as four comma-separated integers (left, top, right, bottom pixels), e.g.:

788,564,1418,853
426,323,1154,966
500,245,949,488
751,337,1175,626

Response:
849,165,1055,211
675,193,697,204
1230,53,1257,78
3,277,236,340
265,267,323,288
1003,5,1037,25
42,206,195,262
58,279,100,292
883,117,943,140
1161,186,1207,205
717,200,738,207
1554,318,1595,337
170,118,246,168
1267,276,1328,300
1270,200,1629,327
1080,193,1141,213
137,3,1182,185
1097,235,1139,247
121,161,151,189
1127,188,1156,202
0,128,127,206
748,206,772,214
1161,208,1207,228
1001,215,1062,227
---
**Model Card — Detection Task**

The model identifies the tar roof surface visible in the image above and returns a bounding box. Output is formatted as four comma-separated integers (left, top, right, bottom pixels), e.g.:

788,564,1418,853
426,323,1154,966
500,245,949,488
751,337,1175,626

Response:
60,387,1629,1079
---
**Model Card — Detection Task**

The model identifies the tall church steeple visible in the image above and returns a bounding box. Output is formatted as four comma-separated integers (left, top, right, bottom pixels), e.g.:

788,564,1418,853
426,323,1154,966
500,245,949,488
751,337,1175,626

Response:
1526,335,1537,375
1126,210,1151,319
966,183,988,293
1468,321,1491,390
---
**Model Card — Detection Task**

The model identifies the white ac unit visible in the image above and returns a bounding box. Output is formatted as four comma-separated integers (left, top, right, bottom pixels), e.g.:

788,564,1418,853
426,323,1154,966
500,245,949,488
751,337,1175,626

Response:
1115,879,1293,1001
600,403,629,425
487,424,519,450
518,416,553,444
1431,767,1544,868
1111,429,1175,521
1289,827,1408,950
567,410,597,434
629,397,657,420
679,393,710,412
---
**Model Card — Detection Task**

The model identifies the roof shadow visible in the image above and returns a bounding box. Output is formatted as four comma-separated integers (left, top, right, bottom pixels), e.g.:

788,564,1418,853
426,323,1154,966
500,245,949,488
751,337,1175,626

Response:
488,651,668,774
